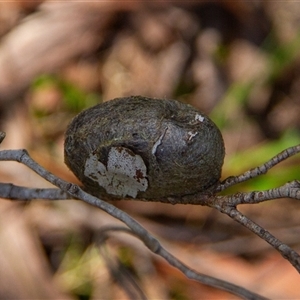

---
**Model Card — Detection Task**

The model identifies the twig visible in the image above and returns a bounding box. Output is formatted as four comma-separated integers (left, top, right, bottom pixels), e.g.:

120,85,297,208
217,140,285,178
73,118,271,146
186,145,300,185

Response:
3,178,300,273
204,196,300,273
218,144,300,191
2,134,300,298
96,226,271,299
0,183,72,200
0,148,267,300
223,181,300,206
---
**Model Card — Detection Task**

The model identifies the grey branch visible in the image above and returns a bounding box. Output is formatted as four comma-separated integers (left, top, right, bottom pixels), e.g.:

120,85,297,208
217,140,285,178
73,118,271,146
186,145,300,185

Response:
2,134,300,298
204,197,300,272
218,144,300,191
0,183,72,200
0,149,266,299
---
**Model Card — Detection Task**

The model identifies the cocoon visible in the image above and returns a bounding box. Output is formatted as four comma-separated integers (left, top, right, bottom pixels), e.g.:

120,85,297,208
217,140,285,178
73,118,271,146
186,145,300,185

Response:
64,96,225,201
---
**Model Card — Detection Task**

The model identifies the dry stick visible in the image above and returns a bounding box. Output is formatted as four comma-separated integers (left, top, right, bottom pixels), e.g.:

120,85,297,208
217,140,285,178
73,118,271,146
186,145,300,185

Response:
209,144,300,272
226,181,300,206
0,183,71,200
218,144,300,192
207,197,300,273
0,149,266,300
1,151,300,276
2,180,300,203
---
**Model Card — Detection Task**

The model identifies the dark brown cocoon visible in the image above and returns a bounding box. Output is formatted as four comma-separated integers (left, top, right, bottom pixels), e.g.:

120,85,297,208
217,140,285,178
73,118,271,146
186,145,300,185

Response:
64,96,225,201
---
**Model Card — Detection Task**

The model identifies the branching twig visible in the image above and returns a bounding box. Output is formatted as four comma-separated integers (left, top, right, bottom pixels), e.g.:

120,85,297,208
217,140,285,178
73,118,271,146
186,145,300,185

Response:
0,148,265,300
2,178,300,275
2,133,300,298
221,181,300,206
218,144,300,191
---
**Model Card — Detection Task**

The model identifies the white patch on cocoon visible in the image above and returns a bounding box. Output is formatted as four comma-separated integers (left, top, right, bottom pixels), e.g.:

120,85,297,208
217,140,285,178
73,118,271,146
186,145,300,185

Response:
187,131,198,141
84,147,148,198
195,113,204,122
152,127,168,155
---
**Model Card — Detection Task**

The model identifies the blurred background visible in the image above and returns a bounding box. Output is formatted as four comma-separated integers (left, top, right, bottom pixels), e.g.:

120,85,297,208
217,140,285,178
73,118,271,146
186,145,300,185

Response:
0,1,300,299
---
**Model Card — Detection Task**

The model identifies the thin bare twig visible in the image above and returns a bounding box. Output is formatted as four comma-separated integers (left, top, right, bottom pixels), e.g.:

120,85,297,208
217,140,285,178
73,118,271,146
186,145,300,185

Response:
226,208,300,273
2,177,300,274
203,196,300,273
0,148,266,300
218,144,300,191
221,181,300,206
0,183,71,200
3,135,300,298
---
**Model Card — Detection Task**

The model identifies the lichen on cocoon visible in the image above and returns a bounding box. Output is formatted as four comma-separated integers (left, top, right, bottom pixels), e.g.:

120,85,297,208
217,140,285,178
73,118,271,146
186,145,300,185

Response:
84,147,148,198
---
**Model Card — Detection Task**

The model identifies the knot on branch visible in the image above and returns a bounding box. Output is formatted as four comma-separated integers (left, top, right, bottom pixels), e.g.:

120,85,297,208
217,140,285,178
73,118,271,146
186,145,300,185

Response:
65,183,79,195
